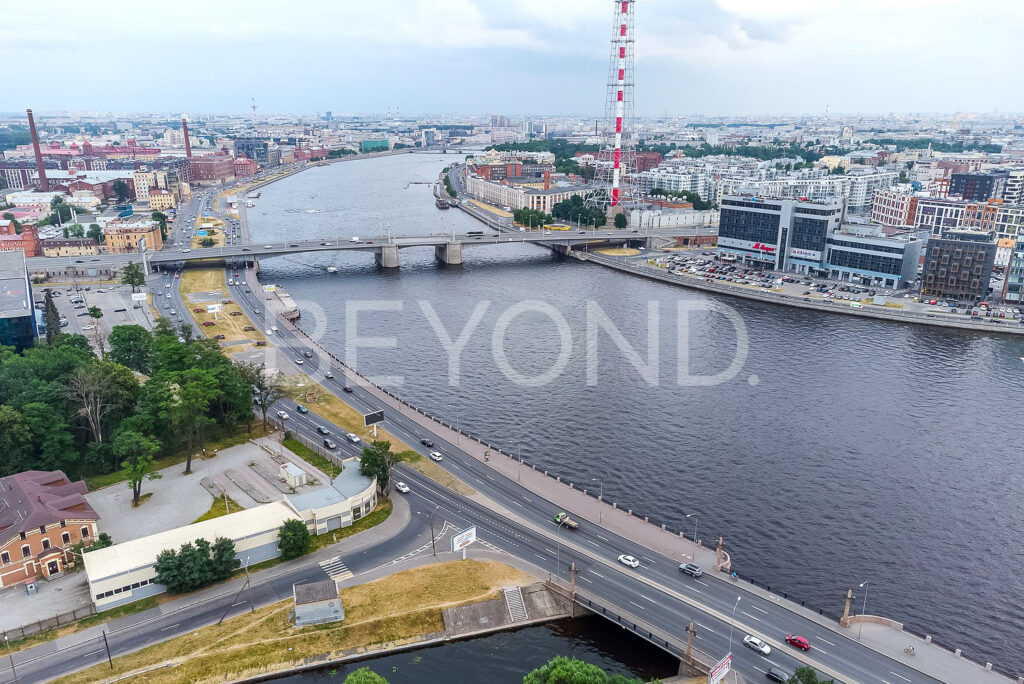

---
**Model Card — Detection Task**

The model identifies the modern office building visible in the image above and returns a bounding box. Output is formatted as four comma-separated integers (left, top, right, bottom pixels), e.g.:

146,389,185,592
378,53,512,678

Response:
1004,239,1024,306
824,233,924,288
233,138,270,165
920,230,996,302
717,195,845,271
359,139,389,153
949,171,1008,201
0,250,37,351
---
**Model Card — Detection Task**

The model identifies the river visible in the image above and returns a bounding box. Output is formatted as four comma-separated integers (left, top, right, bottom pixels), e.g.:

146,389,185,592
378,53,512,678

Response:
248,152,1024,675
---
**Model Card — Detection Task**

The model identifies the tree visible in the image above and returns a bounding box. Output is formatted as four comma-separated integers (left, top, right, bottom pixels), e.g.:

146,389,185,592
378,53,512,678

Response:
358,440,400,493
161,368,221,473
121,261,146,292
200,237,214,248
108,324,153,373
151,211,168,241
790,666,834,684
66,360,139,447
112,180,130,202
278,518,311,560
43,289,61,343
20,402,77,474
522,656,642,684
237,361,282,432
49,196,75,225
87,223,103,244
114,428,162,506
154,536,237,593
68,223,85,238
86,306,104,356
0,405,33,476
613,213,628,229
345,668,388,684
210,537,240,579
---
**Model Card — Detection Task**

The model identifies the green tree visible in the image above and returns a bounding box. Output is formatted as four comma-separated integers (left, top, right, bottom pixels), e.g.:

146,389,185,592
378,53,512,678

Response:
358,440,399,492
120,260,146,292
20,402,77,473
522,656,642,684
112,180,130,202
114,428,162,506
613,213,628,229
345,668,388,684
87,223,103,244
210,537,240,579
108,324,153,373
278,518,311,560
200,237,214,248
237,361,282,432
43,289,61,343
65,360,139,448
154,537,237,593
68,223,85,238
790,666,834,684
151,211,168,241
0,405,33,475
161,368,221,473
49,196,75,224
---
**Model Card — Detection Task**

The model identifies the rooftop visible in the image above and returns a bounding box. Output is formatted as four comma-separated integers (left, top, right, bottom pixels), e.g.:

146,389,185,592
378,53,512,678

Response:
293,579,338,605
0,471,98,541
286,459,374,513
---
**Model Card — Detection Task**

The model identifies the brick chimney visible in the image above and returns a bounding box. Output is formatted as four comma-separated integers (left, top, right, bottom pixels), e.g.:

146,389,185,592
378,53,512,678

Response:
182,118,192,158
544,170,551,191
27,108,49,191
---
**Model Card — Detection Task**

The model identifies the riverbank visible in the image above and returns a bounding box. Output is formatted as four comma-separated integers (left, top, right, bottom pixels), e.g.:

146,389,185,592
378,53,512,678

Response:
574,252,1024,336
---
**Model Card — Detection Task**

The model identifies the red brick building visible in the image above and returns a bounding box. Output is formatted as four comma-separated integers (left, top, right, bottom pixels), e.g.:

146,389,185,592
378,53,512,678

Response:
0,220,40,257
635,152,663,173
233,156,259,178
293,147,328,162
189,155,235,184
0,471,101,587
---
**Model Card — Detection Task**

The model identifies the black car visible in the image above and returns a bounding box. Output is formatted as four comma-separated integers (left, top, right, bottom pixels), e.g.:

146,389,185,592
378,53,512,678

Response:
296,405,309,414
765,667,792,683
420,438,434,447
343,386,353,393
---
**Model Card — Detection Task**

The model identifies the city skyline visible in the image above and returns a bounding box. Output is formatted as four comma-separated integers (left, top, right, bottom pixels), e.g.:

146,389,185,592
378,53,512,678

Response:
5,0,1023,116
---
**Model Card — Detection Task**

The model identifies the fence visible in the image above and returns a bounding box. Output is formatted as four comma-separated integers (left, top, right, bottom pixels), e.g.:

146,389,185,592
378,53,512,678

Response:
2,603,96,641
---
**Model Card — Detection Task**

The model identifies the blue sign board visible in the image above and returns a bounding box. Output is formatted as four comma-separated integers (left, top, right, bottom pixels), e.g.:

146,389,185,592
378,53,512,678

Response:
197,230,208,236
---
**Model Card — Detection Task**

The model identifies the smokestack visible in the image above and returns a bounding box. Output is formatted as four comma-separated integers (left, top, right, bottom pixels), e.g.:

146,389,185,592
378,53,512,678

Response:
544,170,551,191
182,118,192,158
27,108,49,192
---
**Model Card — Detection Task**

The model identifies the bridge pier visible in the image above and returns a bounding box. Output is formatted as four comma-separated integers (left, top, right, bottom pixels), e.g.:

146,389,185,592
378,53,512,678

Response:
434,241,463,265
375,244,400,269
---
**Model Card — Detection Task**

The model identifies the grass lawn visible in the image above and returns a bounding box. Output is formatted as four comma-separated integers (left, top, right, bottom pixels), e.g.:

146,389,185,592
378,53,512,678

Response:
56,561,530,684
309,499,392,552
279,374,410,451
193,494,246,522
282,437,338,478
179,268,266,350
6,597,159,656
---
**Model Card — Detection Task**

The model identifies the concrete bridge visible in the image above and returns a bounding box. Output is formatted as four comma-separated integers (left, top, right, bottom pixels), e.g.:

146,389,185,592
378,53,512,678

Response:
27,228,689,274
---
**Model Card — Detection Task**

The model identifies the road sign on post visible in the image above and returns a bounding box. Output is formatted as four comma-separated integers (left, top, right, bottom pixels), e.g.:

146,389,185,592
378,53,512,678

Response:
452,526,477,559
131,292,148,302
707,653,731,684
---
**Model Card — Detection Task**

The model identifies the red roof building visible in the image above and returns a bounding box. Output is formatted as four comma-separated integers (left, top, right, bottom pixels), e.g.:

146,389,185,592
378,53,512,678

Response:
0,221,40,258
0,471,101,587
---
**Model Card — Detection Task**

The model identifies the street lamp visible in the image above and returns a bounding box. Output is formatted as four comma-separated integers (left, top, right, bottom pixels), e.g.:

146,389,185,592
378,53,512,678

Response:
686,513,698,546
429,504,440,556
592,478,603,523
5,633,17,683
449,403,460,444
727,596,741,657
858,581,869,639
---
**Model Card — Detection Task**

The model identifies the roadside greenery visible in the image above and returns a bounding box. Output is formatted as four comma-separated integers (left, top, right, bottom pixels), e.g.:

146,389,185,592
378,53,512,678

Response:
552,194,606,227
522,657,644,684
443,173,457,197
120,261,145,292
345,669,388,684
277,519,311,560
153,537,239,593
649,187,716,211
512,207,552,227
358,439,402,492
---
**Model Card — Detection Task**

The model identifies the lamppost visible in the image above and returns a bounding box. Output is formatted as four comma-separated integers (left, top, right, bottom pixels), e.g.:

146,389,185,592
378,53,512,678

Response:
429,504,440,556
686,513,698,546
592,478,603,523
727,596,741,657
858,581,869,639
5,633,18,683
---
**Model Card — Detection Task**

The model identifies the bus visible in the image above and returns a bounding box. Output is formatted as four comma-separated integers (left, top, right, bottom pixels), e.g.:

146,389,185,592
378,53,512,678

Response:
467,230,484,236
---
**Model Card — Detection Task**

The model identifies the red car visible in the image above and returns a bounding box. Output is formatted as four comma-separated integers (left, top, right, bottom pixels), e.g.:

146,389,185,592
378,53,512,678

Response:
193,308,204,313
202,321,215,327
786,634,810,651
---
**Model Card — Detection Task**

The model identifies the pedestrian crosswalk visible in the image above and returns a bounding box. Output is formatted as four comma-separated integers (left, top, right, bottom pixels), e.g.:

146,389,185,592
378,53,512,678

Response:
319,556,353,581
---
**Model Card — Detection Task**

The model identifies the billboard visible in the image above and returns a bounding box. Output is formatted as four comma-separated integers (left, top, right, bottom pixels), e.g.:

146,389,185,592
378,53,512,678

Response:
262,284,277,293
131,292,148,302
452,526,477,553
197,230,208,237
206,303,223,314
364,410,385,426
707,654,731,684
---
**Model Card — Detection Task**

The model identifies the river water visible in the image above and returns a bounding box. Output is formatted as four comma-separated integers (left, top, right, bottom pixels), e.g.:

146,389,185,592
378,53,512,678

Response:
249,153,1024,675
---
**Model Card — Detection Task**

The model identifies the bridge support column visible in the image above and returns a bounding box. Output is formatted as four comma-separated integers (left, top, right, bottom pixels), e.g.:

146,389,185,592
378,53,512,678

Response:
375,244,400,269
434,241,463,265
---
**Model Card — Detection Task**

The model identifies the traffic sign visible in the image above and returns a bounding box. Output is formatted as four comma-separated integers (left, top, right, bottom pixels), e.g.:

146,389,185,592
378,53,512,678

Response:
708,653,731,684
364,410,385,427
452,526,477,553
131,292,147,302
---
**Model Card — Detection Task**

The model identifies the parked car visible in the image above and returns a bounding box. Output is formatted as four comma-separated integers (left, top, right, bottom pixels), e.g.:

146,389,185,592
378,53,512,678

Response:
617,554,640,568
202,321,215,327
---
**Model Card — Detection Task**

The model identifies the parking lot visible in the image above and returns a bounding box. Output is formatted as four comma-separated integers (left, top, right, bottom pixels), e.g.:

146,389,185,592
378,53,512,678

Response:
46,281,157,340
633,250,1024,322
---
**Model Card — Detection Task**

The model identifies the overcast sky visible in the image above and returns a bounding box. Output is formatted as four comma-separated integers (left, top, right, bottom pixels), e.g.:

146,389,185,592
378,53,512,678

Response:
3,0,1020,117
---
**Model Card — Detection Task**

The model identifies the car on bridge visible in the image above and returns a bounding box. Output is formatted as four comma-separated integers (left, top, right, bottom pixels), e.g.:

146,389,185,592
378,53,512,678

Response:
785,634,811,651
742,634,771,656
617,554,640,568
679,563,703,578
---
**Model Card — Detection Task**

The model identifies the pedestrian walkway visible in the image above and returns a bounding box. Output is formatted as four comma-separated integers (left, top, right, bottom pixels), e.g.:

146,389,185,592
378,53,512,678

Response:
319,556,353,582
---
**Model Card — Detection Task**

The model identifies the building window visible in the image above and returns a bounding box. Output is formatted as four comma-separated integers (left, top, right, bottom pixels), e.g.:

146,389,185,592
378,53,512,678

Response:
81,526,91,539
41,538,51,550
0,551,9,564
62,532,70,545
21,544,31,559
61,520,66,528
19,531,26,541
39,525,46,535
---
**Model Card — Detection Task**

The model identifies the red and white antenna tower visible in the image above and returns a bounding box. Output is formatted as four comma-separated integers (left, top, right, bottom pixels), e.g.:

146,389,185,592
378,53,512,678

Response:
589,0,637,214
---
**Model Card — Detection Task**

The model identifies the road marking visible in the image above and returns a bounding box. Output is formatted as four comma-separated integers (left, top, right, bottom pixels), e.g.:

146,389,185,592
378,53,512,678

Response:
590,570,605,578
695,579,710,586
596,534,610,542
628,600,644,610
697,622,717,635
534,553,546,560
753,666,767,675
544,547,556,555
586,540,600,547
160,623,180,631
741,611,761,622
485,475,495,481
641,556,656,564
889,673,912,682
815,647,829,655
513,500,523,507
751,604,769,614
522,496,533,502
82,649,104,658
640,594,657,603
578,575,592,583
817,636,835,646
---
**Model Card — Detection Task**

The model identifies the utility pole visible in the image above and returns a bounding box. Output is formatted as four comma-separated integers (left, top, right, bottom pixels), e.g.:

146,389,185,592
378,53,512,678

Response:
429,504,439,556
685,620,696,660
4,635,17,683
101,630,113,669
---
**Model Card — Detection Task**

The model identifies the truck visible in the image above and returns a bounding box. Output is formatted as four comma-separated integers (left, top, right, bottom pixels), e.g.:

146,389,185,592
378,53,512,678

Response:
553,512,579,529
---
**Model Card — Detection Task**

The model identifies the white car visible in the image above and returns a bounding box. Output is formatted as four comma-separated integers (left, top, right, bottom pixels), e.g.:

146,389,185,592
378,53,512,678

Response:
166,293,171,298
82,324,95,330
617,554,640,568
743,635,771,656
346,433,360,443
265,329,273,335
429,451,443,462
277,410,289,420
295,358,304,365
394,482,410,494
271,325,278,332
